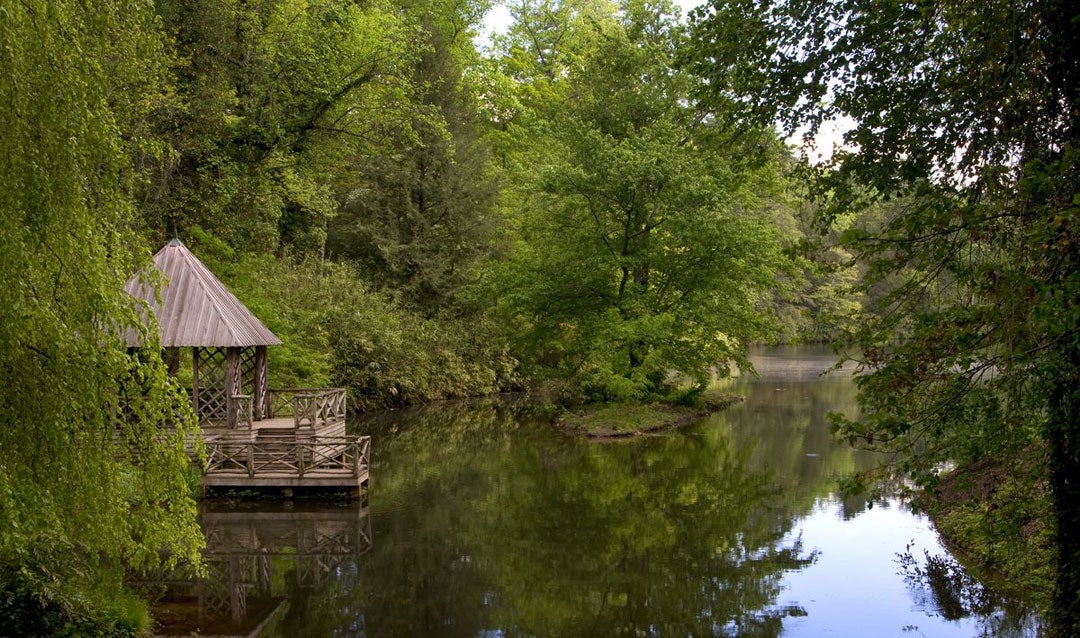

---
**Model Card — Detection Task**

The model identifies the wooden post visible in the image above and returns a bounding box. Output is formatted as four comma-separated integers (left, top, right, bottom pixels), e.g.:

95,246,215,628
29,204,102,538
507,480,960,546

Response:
225,348,240,429
257,555,271,596
191,347,201,418
254,346,268,421
247,443,254,478
165,347,181,376
229,558,243,621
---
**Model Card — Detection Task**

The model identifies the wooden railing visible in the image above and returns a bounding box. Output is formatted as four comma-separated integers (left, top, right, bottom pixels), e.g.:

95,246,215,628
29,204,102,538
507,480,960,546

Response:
266,388,346,429
227,394,254,429
205,436,370,479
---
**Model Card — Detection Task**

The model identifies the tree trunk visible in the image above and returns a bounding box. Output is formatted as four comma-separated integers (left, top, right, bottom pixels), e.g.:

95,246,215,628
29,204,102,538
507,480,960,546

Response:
1047,342,1080,637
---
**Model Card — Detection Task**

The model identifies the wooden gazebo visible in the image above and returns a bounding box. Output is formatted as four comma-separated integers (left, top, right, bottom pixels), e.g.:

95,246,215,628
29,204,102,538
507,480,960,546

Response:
125,239,281,430
125,240,368,497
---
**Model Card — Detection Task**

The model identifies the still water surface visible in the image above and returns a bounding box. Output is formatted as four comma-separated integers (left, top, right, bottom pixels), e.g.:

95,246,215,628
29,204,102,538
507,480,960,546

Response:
156,346,1039,637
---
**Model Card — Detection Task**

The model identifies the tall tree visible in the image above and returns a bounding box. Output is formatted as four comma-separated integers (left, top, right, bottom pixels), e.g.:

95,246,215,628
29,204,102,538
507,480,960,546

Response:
0,1,202,631
327,0,500,311
688,0,1080,631
147,0,416,255
481,0,786,399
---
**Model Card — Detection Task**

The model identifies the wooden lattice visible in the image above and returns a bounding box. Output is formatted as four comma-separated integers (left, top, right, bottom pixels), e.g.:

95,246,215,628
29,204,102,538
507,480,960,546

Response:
195,347,229,425
238,347,258,396
233,347,268,421
194,347,265,428
192,558,249,622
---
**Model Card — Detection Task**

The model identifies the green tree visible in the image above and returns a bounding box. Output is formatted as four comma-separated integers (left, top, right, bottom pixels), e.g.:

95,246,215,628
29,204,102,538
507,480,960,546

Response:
327,0,501,312
0,1,202,632
688,0,1080,631
148,0,416,255
481,0,787,400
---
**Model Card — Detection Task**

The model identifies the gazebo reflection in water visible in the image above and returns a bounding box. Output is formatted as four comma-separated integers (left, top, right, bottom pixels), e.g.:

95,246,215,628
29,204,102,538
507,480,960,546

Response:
132,503,372,637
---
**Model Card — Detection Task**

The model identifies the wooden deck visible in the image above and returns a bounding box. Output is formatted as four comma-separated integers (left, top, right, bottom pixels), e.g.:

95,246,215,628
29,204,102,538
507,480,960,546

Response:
191,387,366,497
202,435,370,495
198,415,345,441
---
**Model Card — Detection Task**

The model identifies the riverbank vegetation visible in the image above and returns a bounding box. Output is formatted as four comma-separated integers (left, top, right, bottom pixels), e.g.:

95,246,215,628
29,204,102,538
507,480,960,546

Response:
555,392,742,438
921,445,1056,607
3,0,1075,633
557,403,710,438
689,0,1080,632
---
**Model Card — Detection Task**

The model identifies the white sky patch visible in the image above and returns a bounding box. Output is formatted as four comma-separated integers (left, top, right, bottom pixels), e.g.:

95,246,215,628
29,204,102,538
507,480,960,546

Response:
477,4,513,51
478,0,704,47
786,115,857,165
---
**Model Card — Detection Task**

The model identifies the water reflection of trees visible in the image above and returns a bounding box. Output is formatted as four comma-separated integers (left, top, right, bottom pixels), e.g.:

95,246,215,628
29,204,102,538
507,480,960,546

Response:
139,379,1038,637
312,399,829,637
898,546,1040,638
250,380,1030,636
717,378,876,511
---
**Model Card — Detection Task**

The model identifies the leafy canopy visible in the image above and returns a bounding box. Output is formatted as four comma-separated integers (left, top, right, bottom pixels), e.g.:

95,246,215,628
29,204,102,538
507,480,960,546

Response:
0,0,203,630
689,0,1080,630
479,0,788,400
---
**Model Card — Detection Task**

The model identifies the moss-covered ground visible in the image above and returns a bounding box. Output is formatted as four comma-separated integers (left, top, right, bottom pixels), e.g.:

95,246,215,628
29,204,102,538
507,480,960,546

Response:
555,394,742,439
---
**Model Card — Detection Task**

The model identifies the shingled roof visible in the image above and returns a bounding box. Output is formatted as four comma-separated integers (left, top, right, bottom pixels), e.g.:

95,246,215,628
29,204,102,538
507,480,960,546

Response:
124,239,282,348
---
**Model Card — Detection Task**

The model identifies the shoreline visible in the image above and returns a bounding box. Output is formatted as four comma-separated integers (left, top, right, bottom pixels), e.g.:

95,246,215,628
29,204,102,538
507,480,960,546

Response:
553,395,744,440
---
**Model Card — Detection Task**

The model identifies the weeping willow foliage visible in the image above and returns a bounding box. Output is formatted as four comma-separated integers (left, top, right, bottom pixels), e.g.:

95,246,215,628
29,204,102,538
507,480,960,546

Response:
0,1,202,630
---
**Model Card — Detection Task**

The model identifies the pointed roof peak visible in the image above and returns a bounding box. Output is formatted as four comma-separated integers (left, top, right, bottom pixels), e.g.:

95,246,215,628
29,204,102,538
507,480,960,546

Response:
125,241,281,348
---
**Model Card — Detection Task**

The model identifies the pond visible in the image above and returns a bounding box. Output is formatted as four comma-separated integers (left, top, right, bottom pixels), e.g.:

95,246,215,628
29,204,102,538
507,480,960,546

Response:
149,346,1039,637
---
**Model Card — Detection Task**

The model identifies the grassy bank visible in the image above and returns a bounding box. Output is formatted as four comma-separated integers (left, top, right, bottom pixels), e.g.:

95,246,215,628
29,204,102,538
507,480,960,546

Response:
919,444,1055,610
554,393,742,439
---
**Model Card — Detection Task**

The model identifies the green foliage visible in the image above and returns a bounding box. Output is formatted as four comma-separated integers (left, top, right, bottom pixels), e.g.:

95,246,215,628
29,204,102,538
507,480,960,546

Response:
0,0,202,632
189,228,517,409
478,0,788,400
0,562,151,638
689,0,1080,629
328,286,519,410
148,0,418,254
189,228,335,387
327,0,501,312
766,198,865,344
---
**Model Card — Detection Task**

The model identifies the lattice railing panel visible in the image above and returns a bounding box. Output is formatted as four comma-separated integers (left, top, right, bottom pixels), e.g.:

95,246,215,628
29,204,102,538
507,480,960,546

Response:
205,436,371,479
229,394,254,429
196,347,228,425
238,347,258,396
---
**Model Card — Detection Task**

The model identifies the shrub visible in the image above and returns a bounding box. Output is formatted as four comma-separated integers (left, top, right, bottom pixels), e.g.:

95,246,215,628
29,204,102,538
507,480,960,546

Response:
189,229,518,410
